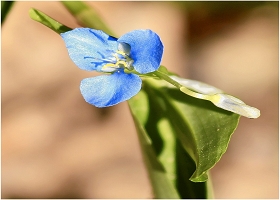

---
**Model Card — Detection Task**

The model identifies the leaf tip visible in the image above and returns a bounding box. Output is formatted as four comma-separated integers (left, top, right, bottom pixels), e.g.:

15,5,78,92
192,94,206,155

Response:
189,172,208,182
28,8,41,22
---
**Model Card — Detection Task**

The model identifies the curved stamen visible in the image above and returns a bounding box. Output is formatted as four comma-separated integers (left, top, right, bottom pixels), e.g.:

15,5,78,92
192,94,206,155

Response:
101,51,134,72
84,56,115,63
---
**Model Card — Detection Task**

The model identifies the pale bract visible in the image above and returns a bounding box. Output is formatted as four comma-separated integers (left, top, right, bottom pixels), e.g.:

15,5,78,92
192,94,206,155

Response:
170,75,260,118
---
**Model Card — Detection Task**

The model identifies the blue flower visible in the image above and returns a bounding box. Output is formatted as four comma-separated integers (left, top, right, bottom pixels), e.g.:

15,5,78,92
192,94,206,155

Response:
61,28,163,107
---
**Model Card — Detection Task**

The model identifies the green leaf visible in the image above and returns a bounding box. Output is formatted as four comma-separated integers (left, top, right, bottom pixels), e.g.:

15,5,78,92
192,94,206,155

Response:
128,91,180,199
29,8,72,34
176,140,209,198
61,1,115,36
130,77,239,197
145,78,240,182
140,85,177,185
130,80,211,198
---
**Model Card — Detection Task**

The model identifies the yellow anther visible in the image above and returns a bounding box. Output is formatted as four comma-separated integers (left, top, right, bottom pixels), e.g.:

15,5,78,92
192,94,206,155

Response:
116,60,127,67
116,50,129,57
103,63,116,68
101,50,134,72
102,63,117,70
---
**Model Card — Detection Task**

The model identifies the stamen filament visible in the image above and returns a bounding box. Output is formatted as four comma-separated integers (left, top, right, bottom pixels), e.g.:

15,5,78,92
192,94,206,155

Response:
84,56,115,63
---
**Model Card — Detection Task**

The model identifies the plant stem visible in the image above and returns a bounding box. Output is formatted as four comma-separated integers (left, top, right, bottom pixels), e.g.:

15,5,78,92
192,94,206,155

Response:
153,70,210,100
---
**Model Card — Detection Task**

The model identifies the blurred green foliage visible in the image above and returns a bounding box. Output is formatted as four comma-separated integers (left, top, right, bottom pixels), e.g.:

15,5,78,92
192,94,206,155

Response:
1,1,14,24
172,1,279,44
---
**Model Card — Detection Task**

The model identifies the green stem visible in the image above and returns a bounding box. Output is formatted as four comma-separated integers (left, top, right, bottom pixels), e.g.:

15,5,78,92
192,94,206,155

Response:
29,8,72,34
152,70,210,100
153,70,182,88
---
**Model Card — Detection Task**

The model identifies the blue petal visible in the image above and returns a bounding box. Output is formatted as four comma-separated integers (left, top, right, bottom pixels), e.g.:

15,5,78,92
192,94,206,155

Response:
61,28,118,71
80,70,142,107
118,29,164,74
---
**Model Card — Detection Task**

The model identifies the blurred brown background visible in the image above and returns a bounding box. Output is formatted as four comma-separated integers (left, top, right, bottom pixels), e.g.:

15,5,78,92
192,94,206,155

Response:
2,1,278,198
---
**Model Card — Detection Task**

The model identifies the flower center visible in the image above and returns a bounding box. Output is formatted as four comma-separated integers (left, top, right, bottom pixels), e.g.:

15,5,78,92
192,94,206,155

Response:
101,42,134,72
